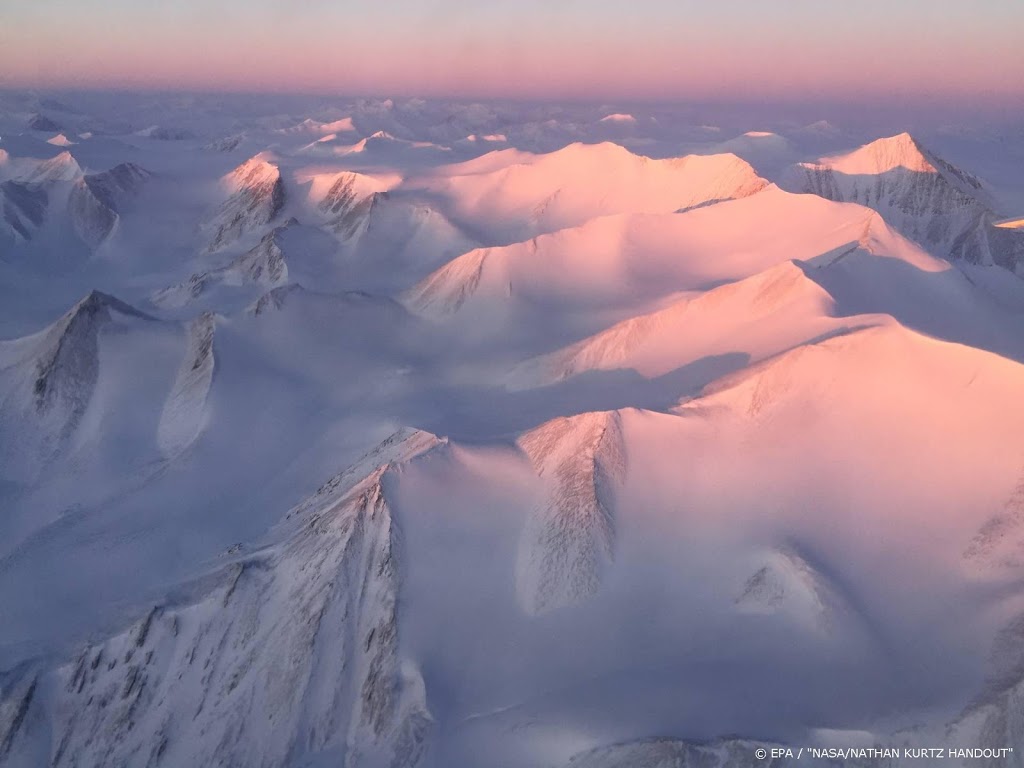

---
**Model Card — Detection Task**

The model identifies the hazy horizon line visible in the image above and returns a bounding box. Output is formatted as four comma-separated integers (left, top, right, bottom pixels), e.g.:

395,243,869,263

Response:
5,83,1024,116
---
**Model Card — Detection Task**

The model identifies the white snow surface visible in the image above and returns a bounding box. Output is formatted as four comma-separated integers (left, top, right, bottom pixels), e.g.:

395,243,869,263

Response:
1,94,1024,768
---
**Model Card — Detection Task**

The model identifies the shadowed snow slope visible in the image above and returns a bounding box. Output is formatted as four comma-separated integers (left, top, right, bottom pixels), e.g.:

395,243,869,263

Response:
68,162,150,248
0,291,156,484
1,181,47,243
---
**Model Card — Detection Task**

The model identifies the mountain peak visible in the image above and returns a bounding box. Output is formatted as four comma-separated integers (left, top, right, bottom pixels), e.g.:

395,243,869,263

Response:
223,154,280,192
29,292,151,425
28,114,61,132
786,131,1002,264
814,132,935,175
71,290,152,322
207,155,285,252
70,164,152,248
24,151,83,184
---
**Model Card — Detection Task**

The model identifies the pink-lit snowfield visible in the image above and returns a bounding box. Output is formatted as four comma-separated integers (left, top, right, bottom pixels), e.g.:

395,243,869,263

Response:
1,91,1024,768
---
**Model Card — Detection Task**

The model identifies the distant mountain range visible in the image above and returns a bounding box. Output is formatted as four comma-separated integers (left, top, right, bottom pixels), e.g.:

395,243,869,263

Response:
2,99,1024,768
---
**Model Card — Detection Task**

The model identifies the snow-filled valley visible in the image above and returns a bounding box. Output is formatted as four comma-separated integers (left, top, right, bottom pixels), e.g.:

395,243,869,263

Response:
2,92,1024,767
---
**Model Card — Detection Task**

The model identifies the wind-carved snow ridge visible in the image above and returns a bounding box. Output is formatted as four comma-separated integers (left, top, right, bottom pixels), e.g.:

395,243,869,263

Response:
157,312,215,458
69,162,151,248
785,133,1024,270
0,429,443,768
153,222,294,308
205,154,285,253
1,181,47,242
515,411,626,616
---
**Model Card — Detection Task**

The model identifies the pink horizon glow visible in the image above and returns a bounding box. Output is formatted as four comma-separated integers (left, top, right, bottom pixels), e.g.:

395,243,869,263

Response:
2,3,1023,106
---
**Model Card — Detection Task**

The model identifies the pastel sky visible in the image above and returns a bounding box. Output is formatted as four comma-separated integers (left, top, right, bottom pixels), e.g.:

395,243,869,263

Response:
2,0,1023,104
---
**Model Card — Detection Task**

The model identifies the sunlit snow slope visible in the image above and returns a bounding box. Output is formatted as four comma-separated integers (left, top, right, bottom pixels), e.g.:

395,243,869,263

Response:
2,94,1024,768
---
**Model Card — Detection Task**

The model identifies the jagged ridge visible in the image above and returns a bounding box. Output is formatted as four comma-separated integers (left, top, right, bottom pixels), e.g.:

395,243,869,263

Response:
0,430,442,767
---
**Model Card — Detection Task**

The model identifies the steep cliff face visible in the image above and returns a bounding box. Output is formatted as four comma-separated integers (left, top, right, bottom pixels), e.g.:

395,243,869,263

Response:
0,429,441,768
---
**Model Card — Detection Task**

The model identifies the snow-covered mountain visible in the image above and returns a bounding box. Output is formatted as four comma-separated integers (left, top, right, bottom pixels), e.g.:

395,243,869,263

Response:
20,151,82,184
784,133,1024,271
153,221,293,308
3,94,1024,768
515,411,625,615
0,291,155,483
1,181,47,243
427,142,768,242
406,186,889,328
68,162,150,248
0,429,440,768
205,154,285,252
